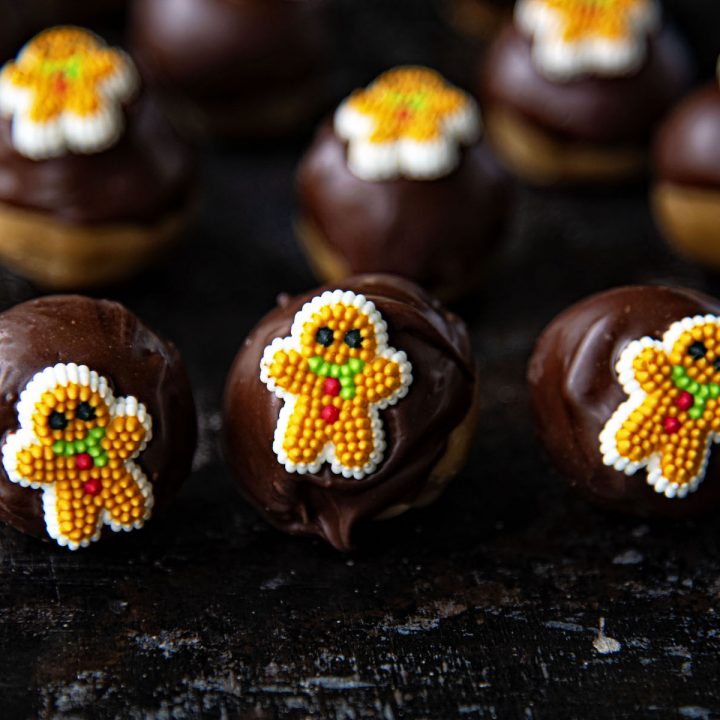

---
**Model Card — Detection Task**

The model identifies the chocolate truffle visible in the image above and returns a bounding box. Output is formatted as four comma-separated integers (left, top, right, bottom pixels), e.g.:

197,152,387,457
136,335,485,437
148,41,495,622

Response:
0,27,196,289
528,285,720,516
297,66,511,303
0,295,197,549
130,0,332,139
223,274,479,550
653,74,720,269
481,0,693,184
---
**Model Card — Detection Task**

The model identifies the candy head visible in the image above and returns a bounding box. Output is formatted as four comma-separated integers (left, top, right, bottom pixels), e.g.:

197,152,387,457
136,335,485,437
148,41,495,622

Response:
299,300,379,366
665,318,720,384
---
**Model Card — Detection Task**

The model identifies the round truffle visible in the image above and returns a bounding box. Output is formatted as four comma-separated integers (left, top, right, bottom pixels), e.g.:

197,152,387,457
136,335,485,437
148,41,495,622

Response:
0,27,197,289
130,0,332,139
0,295,197,549
297,67,511,303
481,6,693,184
223,274,479,550
440,0,515,39
653,83,720,268
528,285,720,516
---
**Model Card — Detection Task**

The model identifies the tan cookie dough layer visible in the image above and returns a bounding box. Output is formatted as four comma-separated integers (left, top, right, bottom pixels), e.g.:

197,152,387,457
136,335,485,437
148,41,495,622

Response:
485,107,647,184
0,201,191,289
653,182,720,269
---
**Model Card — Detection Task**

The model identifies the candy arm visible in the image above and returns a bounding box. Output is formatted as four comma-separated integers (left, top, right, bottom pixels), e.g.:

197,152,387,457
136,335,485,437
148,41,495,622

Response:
362,356,405,403
632,345,672,395
264,348,307,393
105,396,152,461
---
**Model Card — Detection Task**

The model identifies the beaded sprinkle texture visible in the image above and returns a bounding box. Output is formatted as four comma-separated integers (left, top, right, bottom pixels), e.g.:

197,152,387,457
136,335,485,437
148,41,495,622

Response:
0,26,138,160
334,66,481,181
599,315,720,499
515,0,660,80
260,290,413,480
1,363,153,550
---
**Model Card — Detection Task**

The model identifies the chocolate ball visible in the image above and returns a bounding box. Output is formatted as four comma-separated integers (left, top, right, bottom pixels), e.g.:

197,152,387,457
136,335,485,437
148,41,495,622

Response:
528,285,720,516
0,295,197,549
223,274,478,550
130,0,332,139
0,27,197,289
653,83,720,268
481,6,694,184
296,67,511,303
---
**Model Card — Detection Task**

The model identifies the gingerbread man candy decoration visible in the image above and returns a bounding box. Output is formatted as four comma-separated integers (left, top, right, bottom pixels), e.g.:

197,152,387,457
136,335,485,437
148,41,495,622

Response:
600,315,720,499
2,363,153,549
260,289,413,479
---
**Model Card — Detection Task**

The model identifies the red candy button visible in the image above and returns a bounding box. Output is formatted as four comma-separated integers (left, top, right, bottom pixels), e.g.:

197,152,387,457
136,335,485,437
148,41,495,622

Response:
323,378,341,397
321,405,340,424
675,391,693,411
75,452,94,470
663,416,681,434
82,478,102,496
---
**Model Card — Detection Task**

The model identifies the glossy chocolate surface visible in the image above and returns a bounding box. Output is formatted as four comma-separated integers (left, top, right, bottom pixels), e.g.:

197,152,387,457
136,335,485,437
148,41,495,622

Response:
0,94,196,225
131,0,330,103
654,84,720,190
0,295,197,541
223,274,476,550
482,25,694,144
528,285,720,516
297,121,511,300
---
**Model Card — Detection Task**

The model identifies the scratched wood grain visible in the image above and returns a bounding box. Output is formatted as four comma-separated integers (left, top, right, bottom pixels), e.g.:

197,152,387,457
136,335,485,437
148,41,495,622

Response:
2,1,720,719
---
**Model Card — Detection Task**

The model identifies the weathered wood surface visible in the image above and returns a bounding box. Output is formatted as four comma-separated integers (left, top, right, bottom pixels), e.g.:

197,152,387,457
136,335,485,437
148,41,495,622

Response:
2,2,720,718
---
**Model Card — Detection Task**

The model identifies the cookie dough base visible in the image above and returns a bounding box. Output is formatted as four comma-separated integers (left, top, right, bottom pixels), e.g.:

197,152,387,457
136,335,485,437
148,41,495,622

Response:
0,201,190,289
485,108,647,185
653,182,720,268
296,216,351,284
374,369,481,521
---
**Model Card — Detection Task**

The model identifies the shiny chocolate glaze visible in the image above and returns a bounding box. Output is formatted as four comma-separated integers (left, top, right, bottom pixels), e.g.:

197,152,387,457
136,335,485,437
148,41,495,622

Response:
296,121,511,301
131,0,331,107
654,84,720,190
223,274,476,550
0,295,197,541
528,285,720,516
0,94,196,225
482,25,694,144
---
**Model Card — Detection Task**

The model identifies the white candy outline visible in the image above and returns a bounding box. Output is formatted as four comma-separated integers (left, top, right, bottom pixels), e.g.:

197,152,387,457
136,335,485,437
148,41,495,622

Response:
0,27,139,160
1,363,153,550
515,0,660,81
599,314,720,499
333,66,481,182
260,290,413,480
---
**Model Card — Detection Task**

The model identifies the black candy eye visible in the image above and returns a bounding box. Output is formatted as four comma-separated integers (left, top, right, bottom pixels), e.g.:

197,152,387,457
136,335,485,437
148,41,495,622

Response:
75,402,96,421
316,326,334,347
48,410,68,430
344,329,363,349
713,358,720,372
688,341,707,359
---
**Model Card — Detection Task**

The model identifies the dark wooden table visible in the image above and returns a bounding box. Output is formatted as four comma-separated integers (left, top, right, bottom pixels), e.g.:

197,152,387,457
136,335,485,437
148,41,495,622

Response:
2,2,720,718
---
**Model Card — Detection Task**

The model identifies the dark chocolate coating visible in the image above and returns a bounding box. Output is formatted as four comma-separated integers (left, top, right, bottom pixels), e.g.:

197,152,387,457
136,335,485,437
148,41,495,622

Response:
296,120,511,301
0,295,197,541
131,0,330,110
482,25,694,144
528,285,720,516
223,274,476,550
0,94,196,225
654,84,720,190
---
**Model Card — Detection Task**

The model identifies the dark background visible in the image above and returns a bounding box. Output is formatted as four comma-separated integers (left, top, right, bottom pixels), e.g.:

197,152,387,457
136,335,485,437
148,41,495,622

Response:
2,1,720,718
